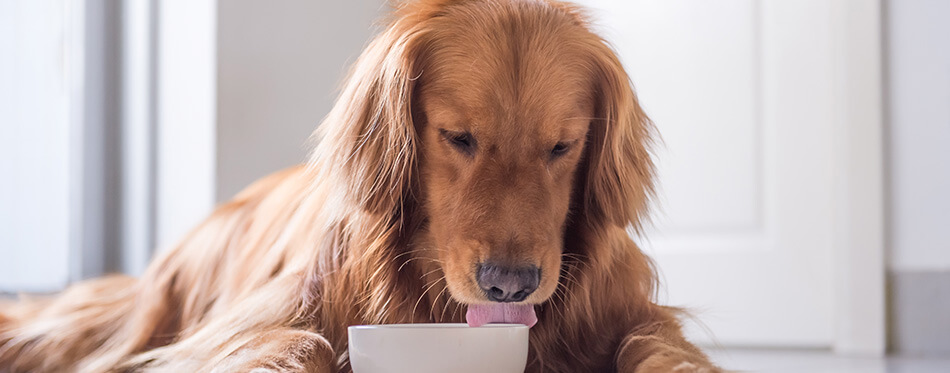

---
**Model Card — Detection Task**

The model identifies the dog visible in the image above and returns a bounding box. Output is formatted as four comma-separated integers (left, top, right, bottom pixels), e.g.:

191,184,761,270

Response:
0,0,720,371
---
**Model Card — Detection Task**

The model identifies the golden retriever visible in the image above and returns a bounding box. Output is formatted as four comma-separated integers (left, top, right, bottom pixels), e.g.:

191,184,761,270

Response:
0,0,720,371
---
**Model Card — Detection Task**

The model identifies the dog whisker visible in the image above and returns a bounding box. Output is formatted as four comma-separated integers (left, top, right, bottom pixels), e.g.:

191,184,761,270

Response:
411,275,446,319
438,285,456,321
419,267,444,281
431,284,449,320
561,116,607,122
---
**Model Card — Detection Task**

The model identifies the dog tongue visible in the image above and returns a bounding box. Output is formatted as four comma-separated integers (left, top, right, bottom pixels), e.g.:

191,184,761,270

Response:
466,303,537,328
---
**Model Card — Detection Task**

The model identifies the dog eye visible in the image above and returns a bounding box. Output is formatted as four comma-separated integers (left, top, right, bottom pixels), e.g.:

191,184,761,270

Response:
439,129,476,156
550,141,571,158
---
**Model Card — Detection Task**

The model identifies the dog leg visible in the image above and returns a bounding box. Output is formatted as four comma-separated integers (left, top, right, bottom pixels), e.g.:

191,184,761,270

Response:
209,328,336,373
617,336,719,373
615,310,720,373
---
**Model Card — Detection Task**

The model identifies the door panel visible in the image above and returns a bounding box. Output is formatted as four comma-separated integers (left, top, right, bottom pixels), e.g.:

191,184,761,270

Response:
577,0,837,347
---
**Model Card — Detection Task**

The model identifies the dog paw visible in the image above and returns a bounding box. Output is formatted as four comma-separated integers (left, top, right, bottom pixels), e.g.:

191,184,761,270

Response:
635,354,721,373
671,361,715,372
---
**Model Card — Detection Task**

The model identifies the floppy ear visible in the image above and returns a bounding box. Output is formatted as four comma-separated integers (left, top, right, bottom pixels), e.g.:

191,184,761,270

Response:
313,23,428,221
579,41,656,231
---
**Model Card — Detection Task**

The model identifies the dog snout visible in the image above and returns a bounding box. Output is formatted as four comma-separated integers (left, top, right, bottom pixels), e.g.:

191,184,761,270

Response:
476,263,540,302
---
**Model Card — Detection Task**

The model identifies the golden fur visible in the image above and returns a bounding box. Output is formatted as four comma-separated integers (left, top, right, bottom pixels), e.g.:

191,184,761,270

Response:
1,0,719,371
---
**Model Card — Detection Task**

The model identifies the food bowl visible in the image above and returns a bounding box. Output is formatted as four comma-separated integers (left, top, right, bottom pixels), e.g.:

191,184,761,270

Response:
347,323,529,373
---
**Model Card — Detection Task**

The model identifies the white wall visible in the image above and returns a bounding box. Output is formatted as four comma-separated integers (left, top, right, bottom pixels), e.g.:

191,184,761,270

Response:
153,0,387,249
154,0,217,251
215,0,386,201
887,0,950,272
2,0,384,281
0,0,71,291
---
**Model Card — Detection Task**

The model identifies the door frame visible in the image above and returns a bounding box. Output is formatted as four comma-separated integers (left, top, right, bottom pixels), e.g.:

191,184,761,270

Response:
115,0,218,272
829,0,885,356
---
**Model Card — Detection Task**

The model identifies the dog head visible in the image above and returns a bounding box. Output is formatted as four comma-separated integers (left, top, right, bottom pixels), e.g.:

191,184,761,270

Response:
319,0,653,317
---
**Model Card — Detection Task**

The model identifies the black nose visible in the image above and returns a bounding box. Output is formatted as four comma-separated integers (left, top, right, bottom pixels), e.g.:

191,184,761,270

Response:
476,263,540,303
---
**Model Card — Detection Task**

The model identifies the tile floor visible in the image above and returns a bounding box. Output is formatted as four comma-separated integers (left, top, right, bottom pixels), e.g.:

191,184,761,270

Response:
708,348,950,372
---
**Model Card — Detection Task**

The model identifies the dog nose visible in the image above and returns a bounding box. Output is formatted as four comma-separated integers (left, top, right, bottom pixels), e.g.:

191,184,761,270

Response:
476,263,540,302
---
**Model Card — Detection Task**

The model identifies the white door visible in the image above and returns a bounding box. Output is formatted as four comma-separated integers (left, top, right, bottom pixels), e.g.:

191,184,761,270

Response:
575,0,884,350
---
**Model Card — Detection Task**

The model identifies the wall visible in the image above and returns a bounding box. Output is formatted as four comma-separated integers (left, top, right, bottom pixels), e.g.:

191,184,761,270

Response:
887,0,950,272
1,0,390,289
154,0,387,249
215,0,386,201
0,0,71,291
886,0,950,355
155,0,217,251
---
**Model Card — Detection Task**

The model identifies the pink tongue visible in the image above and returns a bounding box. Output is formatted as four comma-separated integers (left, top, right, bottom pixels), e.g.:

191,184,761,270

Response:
466,303,537,328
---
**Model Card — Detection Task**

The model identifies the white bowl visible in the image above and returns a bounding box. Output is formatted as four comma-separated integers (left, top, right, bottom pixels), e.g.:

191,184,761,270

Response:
347,323,529,373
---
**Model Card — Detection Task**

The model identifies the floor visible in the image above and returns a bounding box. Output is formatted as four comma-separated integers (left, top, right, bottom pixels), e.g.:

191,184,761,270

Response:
708,348,950,373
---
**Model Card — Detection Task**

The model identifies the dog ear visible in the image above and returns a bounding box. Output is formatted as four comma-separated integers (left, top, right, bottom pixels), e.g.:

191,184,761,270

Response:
578,40,656,231
313,23,427,221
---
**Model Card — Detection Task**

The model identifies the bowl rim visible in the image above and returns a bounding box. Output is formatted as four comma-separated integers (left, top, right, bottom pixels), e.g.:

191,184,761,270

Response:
348,323,528,330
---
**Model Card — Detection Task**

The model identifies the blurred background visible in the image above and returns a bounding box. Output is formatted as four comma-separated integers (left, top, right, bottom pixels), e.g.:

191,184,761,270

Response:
1,0,947,368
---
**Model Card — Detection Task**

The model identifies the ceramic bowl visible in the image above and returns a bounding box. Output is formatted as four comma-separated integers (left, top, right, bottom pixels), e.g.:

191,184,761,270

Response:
347,323,529,373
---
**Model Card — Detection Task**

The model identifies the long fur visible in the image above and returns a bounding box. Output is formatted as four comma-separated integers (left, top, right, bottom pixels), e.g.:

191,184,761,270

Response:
0,1,718,372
